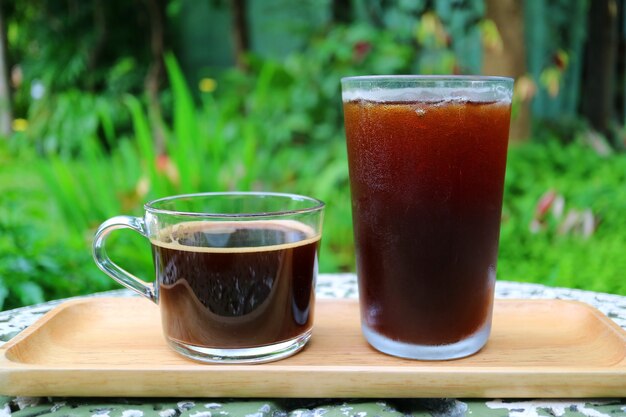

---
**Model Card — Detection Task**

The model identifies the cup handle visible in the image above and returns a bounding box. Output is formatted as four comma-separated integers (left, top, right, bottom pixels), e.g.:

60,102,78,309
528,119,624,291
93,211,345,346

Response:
92,215,156,303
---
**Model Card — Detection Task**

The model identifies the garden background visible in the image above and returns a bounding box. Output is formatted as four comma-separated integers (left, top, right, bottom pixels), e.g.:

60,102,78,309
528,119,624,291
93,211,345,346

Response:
0,0,625,310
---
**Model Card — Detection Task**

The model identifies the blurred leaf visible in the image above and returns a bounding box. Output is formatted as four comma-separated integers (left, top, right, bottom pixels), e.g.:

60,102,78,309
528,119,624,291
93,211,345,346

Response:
15,282,45,306
480,19,503,52
164,52,204,193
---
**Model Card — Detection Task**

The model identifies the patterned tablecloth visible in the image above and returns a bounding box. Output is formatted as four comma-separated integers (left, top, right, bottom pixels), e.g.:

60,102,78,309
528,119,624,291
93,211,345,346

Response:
0,274,624,417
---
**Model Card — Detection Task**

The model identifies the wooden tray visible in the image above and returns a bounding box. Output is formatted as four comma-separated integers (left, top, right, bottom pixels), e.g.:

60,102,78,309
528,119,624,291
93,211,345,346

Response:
0,297,624,398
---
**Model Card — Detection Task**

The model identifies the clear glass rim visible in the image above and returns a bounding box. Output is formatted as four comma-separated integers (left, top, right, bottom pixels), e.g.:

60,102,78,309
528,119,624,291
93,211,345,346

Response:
144,191,325,218
341,75,514,84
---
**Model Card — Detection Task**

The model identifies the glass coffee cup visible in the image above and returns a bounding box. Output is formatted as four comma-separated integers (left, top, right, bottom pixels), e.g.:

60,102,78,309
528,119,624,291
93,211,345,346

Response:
93,192,324,364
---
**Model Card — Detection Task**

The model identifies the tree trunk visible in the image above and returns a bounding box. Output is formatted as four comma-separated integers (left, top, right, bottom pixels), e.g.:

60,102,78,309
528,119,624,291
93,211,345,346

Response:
0,0,12,137
581,0,619,140
144,0,166,154
231,0,249,71
482,0,530,141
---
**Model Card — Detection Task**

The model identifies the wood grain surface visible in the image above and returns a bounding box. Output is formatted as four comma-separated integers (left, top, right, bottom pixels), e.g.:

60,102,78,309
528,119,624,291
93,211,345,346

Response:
0,297,624,398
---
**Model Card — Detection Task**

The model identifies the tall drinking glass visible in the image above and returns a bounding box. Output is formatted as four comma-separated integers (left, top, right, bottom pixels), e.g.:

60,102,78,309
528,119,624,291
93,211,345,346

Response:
341,76,513,360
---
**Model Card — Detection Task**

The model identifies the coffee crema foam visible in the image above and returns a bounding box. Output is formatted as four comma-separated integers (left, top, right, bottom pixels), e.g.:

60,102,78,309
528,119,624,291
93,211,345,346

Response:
150,220,320,254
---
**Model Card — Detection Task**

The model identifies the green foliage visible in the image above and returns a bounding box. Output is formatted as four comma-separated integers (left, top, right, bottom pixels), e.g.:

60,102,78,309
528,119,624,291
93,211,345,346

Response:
7,2,151,94
524,0,588,119
500,138,626,295
5,1,156,153
25,90,130,156
1,12,625,309
0,150,114,310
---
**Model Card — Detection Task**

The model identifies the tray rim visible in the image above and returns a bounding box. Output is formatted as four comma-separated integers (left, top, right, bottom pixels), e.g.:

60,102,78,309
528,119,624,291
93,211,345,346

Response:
0,297,624,398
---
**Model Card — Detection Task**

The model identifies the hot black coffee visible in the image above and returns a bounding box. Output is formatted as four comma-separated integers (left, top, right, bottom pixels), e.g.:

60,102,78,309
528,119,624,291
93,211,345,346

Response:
152,220,320,348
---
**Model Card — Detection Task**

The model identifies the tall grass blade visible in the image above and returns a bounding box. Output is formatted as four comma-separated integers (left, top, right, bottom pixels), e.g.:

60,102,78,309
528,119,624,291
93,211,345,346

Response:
164,52,206,193
38,158,91,232
124,94,165,197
